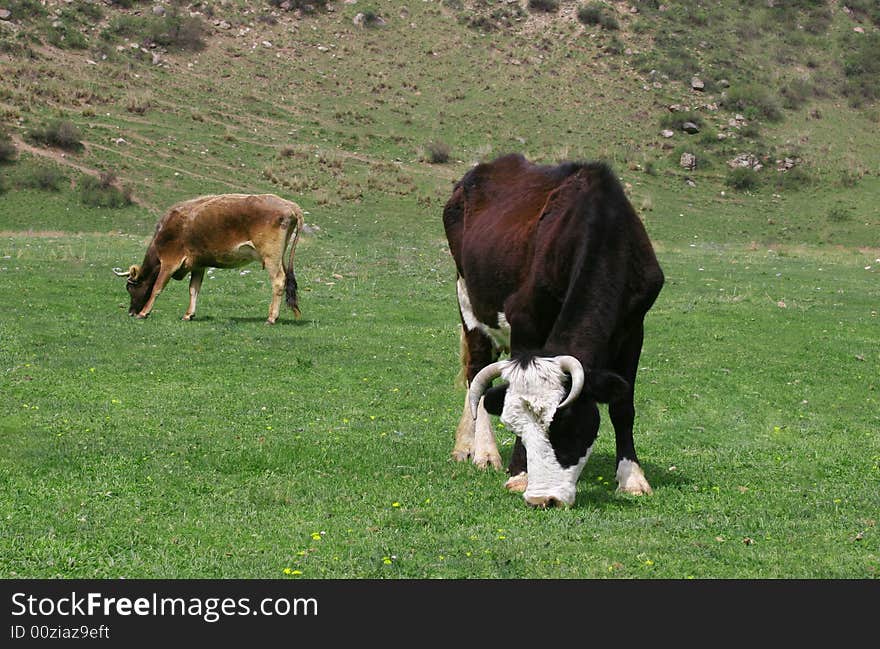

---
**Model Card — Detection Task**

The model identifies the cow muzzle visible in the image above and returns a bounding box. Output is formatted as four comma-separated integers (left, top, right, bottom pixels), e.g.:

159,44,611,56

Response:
523,493,570,509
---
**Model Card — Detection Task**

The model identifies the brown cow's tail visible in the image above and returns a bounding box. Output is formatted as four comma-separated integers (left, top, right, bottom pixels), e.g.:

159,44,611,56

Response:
284,203,305,318
455,325,469,389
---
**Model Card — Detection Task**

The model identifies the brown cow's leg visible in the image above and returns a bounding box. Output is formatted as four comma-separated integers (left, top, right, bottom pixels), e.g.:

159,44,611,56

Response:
264,258,286,324
452,325,502,470
136,263,179,319
183,268,205,321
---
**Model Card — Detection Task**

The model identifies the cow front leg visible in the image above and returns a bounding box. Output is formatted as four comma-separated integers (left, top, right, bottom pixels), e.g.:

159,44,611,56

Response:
609,324,652,495
135,264,178,319
504,437,528,492
183,268,205,321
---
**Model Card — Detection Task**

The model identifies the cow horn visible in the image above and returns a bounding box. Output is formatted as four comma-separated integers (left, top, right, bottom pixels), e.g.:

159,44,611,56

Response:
128,265,140,282
556,355,585,409
112,267,131,277
467,361,506,419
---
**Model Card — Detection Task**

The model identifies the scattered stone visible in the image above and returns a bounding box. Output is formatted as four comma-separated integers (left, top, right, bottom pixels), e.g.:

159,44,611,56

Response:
776,157,798,171
0,9,11,20
685,178,696,187
215,20,231,29
682,121,700,134
691,77,704,92
729,153,762,171
680,152,697,170
718,79,730,88
854,27,864,34
262,40,272,48
661,129,674,138
280,0,291,9
152,5,165,16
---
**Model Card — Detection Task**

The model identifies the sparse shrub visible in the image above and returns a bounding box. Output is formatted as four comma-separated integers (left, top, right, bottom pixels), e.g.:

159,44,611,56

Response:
841,32,880,103
604,34,624,54
643,160,657,176
578,3,619,30
802,7,832,35
268,0,328,12
773,167,812,192
126,93,152,115
845,0,880,27
20,165,66,191
26,119,84,152
0,132,16,164
79,172,133,208
721,84,783,122
0,175,7,195
827,206,852,223
740,122,761,139
528,0,560,13
659,111,704,132
726,167,761,191
361,8,383,27
424,141,451,164
155,12,206,51
279,146,297,158
4,0,47,19
779,78,812,110
70,2,104,22
838,169,863,189
47,22,89,50
578,3,602,25
102,11,206,52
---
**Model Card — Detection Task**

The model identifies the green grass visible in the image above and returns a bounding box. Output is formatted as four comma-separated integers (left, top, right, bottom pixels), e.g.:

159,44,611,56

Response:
0,0,878,579
1,187,878,578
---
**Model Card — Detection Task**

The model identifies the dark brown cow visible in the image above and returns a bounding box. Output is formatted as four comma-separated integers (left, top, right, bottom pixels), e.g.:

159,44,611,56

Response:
115,193,305,323
443,153,664,507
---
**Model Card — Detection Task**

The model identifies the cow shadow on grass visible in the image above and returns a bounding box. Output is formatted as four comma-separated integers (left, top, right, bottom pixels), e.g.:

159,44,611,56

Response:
215,316,312,326
572,451,691,509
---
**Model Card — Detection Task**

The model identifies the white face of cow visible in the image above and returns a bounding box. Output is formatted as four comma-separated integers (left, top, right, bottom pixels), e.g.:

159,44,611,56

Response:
497,358,592,507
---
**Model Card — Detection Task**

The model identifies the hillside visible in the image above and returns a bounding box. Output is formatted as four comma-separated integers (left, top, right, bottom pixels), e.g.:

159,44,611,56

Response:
1,1,879,581
1,0,879,246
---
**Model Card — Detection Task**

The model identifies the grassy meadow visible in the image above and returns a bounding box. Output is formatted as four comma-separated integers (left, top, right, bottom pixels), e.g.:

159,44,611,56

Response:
0,0,878,578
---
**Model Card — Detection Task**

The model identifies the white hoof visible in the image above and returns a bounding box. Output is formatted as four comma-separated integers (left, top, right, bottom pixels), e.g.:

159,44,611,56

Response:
616,459,652,495
504,472,528,493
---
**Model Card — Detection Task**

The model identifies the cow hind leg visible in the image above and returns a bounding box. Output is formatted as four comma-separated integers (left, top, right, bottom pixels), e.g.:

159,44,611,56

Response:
183,268,205,321
609,323,652,495
264,258,286,324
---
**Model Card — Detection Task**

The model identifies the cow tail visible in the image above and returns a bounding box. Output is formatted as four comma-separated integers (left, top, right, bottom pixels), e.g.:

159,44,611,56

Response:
455,325,469,389
284,204,305,318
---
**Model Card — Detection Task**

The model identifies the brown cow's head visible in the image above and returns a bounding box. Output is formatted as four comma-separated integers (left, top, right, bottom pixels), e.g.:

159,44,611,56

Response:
114,254,158,317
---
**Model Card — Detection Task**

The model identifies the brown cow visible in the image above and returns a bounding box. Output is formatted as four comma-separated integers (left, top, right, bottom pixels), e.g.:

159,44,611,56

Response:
114,193,305,323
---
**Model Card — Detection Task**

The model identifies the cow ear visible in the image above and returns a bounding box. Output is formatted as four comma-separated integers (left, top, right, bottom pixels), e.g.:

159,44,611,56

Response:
586,371,630,403
482,383,508,415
